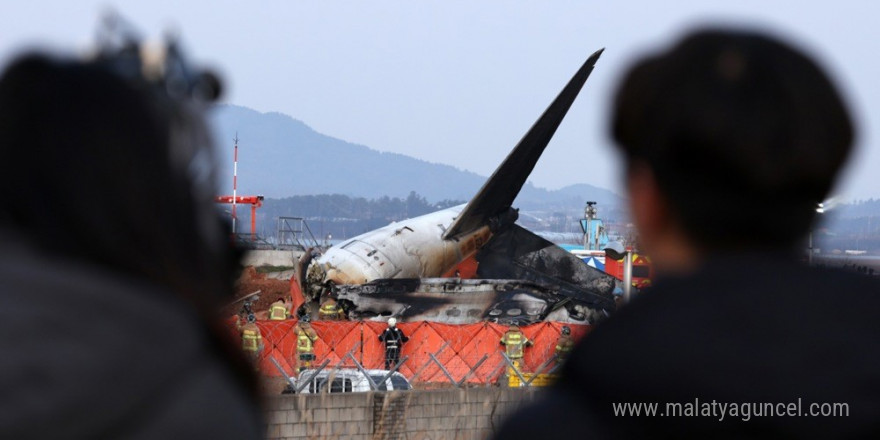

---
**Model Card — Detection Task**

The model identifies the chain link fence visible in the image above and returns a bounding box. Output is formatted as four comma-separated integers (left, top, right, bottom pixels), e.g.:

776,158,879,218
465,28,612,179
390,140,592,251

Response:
230,320,592,387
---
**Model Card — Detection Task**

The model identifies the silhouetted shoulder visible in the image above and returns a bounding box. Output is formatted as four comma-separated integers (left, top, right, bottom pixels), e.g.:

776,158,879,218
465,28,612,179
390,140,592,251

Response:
496,254,880,439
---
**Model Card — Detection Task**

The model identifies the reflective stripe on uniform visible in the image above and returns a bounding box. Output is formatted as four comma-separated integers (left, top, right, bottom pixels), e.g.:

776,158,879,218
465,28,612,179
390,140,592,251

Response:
297,332,315,352
269,305,287,320
503,332,525,358
242,329,260,351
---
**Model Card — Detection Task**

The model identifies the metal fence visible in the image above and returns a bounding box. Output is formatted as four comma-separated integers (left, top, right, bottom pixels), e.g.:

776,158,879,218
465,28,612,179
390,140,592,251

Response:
231,320,592,388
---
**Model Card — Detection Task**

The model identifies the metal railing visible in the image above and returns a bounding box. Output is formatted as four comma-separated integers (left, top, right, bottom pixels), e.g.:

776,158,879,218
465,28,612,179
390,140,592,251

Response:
276,216,320,250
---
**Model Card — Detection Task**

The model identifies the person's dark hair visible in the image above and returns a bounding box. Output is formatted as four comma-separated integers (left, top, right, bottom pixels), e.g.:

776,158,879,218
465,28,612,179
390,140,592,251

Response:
611,28,854,249
0,54,255,397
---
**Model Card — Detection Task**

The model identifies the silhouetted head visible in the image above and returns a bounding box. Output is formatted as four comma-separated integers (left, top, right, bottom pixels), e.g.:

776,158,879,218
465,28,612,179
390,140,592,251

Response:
561,326,571,336
612,28,853,256
0,39,257,398
0,49,235,303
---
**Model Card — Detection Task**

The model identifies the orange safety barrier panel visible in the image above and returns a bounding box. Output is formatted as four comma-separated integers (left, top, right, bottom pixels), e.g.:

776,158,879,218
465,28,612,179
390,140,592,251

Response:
422,322,495,384
312,320,363,368
288,278,306,317
256,320,296,373
360,321,391,370
403,322,434,382
229,319,594,384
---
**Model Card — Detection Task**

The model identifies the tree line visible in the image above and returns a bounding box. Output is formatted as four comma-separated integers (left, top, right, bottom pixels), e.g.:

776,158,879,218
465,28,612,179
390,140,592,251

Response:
245,192,465,240
263,191,463,221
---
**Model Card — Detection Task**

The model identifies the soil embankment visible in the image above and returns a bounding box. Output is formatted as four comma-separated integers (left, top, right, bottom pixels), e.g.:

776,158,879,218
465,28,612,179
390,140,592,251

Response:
224,266,293,317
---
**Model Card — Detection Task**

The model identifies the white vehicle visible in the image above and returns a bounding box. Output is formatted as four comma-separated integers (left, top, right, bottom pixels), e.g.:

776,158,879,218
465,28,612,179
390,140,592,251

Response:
291,368,412,394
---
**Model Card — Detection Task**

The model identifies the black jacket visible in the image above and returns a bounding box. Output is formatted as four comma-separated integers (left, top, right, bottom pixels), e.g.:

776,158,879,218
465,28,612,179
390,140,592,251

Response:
494,253,880,439
0,235,263,439
379,327,408,348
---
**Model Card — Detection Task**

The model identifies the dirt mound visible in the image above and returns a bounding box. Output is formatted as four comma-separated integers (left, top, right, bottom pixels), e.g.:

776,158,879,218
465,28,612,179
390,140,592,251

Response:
225,267,291,317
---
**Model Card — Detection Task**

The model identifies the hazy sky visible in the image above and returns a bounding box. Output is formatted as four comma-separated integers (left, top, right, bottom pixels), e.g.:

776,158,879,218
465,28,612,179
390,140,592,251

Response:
2,1,878,199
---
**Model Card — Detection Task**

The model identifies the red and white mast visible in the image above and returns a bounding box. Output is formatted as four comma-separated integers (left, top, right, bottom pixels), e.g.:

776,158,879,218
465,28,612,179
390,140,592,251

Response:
232,133,238,236
215,133,263,240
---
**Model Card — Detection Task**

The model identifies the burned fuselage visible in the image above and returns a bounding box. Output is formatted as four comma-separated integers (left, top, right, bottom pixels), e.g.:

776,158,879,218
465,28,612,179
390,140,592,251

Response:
335,278,607,325
302,205,619,324
303,204,492,300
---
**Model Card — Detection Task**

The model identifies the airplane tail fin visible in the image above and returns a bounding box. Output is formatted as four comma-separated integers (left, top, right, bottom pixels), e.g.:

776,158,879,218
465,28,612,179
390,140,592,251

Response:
442,49,604,240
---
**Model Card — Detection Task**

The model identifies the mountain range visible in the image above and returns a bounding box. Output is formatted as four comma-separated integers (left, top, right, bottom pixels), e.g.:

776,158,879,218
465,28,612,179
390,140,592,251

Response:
208,105,621,211
207,105,880,250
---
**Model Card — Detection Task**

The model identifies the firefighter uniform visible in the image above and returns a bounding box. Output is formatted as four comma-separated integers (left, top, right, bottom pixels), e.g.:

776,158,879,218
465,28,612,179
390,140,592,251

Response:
269,299,290,321
238,316,263,369
379,318,408,370
296,318,319,371
555,328,575,364
318,298,345,321
500,325,532,371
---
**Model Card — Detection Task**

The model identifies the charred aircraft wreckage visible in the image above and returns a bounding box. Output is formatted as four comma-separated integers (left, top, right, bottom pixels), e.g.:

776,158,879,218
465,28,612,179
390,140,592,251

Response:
296,49,624,325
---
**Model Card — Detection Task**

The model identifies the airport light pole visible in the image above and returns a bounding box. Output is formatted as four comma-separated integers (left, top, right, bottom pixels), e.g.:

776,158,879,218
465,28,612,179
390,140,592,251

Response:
809,203,825,266
584,201,597,251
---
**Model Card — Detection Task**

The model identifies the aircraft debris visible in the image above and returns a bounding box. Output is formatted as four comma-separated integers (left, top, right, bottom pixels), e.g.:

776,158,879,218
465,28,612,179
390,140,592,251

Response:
336,278,607,325
297,48,620,324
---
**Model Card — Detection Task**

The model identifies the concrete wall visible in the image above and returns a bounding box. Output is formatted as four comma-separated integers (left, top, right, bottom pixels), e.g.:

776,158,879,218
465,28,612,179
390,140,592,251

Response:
264,387,541,440
242,249,304,268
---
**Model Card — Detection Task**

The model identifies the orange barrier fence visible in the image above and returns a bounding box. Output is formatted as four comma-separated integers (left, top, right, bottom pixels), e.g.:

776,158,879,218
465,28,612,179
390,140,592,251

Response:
230,320,592,385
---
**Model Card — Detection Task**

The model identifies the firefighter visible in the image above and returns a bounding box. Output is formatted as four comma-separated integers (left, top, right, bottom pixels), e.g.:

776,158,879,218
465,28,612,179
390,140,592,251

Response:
295,315,319,372
269,297,291,321
238,314,263,369
379,317,408,370
318,297,345,321
500,324,532,371
555,326,575,364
